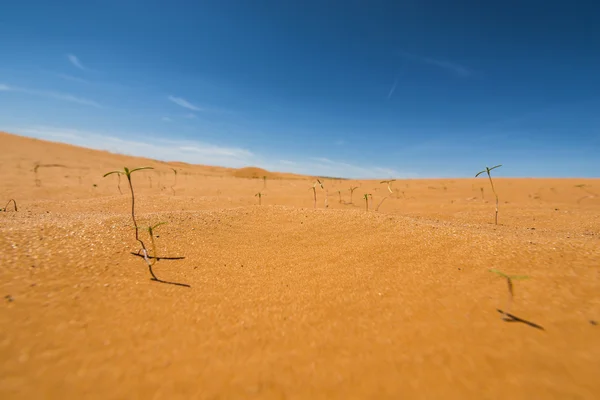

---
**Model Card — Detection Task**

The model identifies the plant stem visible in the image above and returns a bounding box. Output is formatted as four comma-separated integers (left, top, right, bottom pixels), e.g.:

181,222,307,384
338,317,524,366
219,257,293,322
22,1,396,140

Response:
487,174,499,225
126,174,145,248
375,197,388,211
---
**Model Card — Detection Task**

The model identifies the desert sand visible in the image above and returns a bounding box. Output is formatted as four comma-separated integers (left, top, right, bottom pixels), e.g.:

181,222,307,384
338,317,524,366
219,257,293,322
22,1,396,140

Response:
1,131,599,399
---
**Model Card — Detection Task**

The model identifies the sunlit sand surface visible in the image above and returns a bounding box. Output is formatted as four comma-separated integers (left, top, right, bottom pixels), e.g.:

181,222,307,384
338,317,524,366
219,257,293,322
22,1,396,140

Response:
1,131,599,399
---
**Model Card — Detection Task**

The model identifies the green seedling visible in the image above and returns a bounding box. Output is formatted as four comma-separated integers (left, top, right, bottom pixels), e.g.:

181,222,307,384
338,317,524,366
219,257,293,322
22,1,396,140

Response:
375,180,396,211
309,179,324,208
349,186,359,204
1,199,17,212
489,269,529,321
337,190,342,204
480,187,484,200
263,175,267,189
476,164,502,224
170,168,178,195
363,193,372,211
104,166,164,282
255,191,264,205
380,179,396,194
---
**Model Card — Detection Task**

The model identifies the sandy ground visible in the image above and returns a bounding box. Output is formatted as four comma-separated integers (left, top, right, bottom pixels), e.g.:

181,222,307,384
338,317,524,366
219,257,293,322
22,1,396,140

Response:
1,131,599,399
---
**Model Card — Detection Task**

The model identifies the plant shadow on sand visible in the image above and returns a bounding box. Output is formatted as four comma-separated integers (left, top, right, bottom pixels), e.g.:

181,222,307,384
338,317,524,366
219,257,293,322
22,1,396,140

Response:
497,309,545,331
131,251,190,288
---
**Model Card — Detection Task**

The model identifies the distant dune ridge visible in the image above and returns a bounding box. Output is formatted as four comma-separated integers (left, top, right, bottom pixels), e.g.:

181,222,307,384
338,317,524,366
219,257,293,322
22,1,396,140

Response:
1,130,600,399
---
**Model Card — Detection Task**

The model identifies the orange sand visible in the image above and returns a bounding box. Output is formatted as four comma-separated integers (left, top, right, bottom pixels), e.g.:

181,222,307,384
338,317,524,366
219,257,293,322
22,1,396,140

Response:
1,131,599,399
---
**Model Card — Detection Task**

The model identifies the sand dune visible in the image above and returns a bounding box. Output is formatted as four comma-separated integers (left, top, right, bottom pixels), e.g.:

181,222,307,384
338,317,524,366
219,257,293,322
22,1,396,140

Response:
1,131,599,399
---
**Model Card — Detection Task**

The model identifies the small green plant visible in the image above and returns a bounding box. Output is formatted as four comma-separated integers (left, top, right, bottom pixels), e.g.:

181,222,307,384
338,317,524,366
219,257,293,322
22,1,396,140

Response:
489,269,529,321
476,164,502,224
1,199,17,212
375,180,396,211
349,186,359,204
170,168,178,195
363,193,372,211
255,191,264,205
309,179,324,208
263,175,267,189
380,179,396,194
103,166,188,286
337,190,342,204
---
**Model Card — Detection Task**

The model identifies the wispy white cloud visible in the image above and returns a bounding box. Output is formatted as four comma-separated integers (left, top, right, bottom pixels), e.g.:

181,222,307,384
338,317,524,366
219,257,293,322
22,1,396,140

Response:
387,77,399,99
0,83,100,107
13,126,256,168
399,51,472,77
168,95,207,112
9,126,411,179
184,113,197,119
57,73,89,84
67,54,87,71
295,157,414,179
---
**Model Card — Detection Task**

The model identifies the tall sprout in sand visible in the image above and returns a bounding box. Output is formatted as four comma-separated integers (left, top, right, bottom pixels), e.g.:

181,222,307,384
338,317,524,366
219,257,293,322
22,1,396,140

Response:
337,190,342,204
103,166,188,286
476,165,502,225
255,191,264,205
381,179,395,194
170,168,178,195
103,167,152,256
349,186,359,204
489,269,529,321
363,193,372,211
309,179,324,208
375,180,396,211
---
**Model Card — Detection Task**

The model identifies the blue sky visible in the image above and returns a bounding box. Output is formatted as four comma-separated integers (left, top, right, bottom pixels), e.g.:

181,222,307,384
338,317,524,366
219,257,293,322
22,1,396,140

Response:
1,1,599,178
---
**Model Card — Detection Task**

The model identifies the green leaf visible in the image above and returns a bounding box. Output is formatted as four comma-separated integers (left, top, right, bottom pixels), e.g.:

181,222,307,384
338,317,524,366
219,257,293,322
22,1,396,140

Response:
489,268,508,278
475,170,486,177
489,164,503,171
103,171,122,177
129,167,153,174
151,222,167,230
